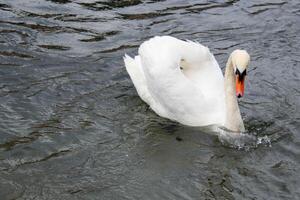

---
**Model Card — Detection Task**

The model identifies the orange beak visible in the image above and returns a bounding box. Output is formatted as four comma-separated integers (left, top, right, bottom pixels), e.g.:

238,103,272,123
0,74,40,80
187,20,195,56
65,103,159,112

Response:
236,75,245,98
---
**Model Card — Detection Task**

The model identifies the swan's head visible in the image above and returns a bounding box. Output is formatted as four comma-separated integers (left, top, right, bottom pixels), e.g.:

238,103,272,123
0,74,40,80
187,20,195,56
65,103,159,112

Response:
231,50,250,98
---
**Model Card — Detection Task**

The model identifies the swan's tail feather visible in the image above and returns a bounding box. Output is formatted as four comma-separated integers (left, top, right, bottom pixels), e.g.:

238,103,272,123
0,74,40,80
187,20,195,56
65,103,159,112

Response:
123,54,143,87
123,54,134,67
123,54,152,105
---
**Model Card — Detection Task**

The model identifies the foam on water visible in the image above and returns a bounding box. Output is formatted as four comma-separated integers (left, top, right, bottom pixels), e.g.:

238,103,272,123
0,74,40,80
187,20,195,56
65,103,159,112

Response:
217,127,272,151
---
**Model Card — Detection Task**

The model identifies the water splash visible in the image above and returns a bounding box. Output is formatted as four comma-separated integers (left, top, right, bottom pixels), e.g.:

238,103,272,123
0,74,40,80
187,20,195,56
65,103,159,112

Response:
217,127,272,151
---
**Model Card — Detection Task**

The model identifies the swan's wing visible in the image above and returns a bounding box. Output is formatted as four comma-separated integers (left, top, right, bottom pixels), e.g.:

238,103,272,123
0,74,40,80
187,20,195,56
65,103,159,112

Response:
138,36,225,126
180,40,225,101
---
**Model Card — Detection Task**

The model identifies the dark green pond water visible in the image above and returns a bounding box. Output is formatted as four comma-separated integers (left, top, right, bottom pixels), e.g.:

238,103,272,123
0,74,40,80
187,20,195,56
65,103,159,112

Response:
0,0,299,199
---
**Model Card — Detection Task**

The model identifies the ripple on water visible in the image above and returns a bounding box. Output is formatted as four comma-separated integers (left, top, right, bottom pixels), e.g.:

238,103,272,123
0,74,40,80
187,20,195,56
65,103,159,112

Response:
0,0,300,199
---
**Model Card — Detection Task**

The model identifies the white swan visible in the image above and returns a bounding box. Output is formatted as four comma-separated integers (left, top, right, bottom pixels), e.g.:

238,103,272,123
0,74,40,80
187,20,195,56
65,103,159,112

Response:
124,36,250,132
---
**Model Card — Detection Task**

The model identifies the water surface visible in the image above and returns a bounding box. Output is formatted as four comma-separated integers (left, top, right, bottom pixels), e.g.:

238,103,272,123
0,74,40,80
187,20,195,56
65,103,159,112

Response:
0,0,300,199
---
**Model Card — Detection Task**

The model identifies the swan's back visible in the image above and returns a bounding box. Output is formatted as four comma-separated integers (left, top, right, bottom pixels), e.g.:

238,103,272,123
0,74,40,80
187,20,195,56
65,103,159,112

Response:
124,36,225,127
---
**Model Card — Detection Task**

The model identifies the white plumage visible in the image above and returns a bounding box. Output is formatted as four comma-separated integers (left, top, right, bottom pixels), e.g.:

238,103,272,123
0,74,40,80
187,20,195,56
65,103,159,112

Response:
124,36,226,127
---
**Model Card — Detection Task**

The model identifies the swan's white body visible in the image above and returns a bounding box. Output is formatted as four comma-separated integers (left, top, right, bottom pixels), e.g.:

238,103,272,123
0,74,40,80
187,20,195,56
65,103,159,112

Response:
124,36,248,132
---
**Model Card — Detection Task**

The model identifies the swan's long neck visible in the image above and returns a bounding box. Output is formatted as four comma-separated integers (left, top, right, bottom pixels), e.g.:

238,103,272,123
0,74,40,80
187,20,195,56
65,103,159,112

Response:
224,56,245,132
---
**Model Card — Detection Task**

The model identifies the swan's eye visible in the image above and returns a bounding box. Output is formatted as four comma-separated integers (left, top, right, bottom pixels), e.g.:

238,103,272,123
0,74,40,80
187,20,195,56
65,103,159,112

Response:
235,68,240,75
